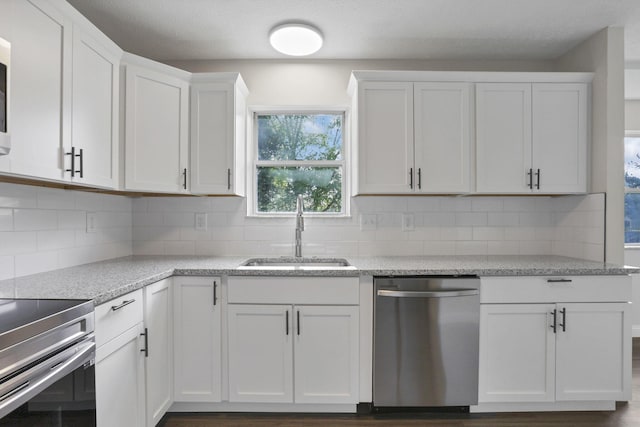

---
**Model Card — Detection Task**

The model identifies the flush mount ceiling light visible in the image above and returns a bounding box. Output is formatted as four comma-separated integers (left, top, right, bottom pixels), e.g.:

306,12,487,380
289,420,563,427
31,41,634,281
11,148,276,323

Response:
269,23,323,56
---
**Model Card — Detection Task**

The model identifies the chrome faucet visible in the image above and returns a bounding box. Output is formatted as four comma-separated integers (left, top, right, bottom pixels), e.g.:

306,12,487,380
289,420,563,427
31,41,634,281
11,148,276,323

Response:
295,194,304,258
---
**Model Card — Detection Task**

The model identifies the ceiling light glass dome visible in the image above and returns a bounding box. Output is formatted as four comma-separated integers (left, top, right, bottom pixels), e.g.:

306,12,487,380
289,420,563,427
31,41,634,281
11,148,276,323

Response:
269,23,323,56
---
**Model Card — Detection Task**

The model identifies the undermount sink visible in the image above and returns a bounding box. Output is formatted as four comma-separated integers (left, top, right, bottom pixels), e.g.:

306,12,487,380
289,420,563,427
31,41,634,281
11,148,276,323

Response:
238,257,355,270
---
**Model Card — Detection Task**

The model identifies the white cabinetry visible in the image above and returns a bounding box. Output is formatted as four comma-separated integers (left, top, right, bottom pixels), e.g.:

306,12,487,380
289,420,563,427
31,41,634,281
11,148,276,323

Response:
190,74,248,195
173,276,222,402
227,276,360,405
1,0,70,181
476,83,587,193
95,289,145,427
350,76,470,194
68,24,120,188
478,276,631,409
124,54,189,193
144,278,173,427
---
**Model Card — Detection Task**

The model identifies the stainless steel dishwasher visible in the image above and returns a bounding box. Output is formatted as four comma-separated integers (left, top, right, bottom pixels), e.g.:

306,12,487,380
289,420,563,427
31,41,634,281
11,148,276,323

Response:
373,276,480,408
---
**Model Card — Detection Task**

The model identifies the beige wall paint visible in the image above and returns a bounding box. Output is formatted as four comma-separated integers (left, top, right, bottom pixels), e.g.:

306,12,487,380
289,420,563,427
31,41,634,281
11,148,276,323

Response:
556,27,625,264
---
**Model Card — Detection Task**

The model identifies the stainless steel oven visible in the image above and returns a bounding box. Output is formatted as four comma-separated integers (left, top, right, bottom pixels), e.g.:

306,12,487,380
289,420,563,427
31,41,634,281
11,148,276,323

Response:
0,299,96,426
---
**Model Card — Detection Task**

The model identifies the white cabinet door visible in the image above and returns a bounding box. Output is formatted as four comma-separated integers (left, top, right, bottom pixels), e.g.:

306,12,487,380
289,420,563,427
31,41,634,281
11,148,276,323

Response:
96,323,145,427
478,304,555,403
555,302,631,401
357,81,414,194
173,276,222,402
3,0,70,181
144,278,173,427
190,80,246,195
69,26,119,188
414,82,471,193
227,304,293,403
476,83,532,193
294,305,359,404
125,64,189,192
532,83,587,193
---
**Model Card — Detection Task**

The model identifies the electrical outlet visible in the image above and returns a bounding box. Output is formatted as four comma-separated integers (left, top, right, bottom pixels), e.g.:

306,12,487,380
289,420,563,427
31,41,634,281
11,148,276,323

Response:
195,213,208,231
359,214,377,230
86,212,97,233
402,213,415,231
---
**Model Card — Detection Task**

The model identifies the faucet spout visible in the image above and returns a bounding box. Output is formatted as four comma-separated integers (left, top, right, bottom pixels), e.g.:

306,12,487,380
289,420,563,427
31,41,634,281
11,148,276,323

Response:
295,195,304,258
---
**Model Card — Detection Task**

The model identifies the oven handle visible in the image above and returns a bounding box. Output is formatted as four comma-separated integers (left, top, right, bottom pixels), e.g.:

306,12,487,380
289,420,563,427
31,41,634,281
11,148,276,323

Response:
0,340,95,419
377,289,479,298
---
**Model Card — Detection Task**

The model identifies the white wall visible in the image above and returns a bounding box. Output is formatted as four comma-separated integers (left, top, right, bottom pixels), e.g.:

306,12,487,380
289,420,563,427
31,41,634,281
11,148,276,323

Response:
556,27,625,264
0,182,132,280
132,193,604,260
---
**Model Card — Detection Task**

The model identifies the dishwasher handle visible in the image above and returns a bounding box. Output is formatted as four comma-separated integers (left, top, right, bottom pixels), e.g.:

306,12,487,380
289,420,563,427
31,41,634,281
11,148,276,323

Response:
377,289,479,298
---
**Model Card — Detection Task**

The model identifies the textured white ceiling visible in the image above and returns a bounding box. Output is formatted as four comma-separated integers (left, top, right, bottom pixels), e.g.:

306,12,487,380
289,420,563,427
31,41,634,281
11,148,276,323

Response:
66,0,640,62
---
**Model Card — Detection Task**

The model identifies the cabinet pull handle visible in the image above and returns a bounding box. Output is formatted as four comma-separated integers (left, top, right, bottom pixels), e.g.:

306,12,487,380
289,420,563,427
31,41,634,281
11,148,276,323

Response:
535,168,540,190
417,168,422,190
227,168,231,190
140,327,149,358
527,168,533,189
550,309,557,334
409,168,413,189
559,307,566,332
547,278,572,283
182,168,187,190
213,281,218,306
76,148,84,178
111,299,135,311
297,310,300,336
285,310,289,336
65,146,76,177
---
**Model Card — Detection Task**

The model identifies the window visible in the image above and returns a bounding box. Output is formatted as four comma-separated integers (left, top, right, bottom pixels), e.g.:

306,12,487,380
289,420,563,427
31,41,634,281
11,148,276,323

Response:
251,111,347,215
625,133,640,243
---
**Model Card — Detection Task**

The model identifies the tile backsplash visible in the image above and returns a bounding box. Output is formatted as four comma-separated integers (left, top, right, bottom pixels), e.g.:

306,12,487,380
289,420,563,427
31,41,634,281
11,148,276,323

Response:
132,193,605,262
0,180,605,280
0,183,132,280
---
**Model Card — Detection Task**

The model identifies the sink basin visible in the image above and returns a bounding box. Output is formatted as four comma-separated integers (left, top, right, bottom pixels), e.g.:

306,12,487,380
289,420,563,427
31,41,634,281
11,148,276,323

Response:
238,257,355,270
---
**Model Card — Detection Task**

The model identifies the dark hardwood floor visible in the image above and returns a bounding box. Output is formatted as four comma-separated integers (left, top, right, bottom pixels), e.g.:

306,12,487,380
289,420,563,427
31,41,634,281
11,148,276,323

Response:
160,339,640,427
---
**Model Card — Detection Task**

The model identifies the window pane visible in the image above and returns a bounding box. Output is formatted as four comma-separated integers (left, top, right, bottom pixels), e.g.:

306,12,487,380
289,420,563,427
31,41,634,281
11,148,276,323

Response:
257,114,343,161
625,193,640,243
257,167,342,213
625,137,640,188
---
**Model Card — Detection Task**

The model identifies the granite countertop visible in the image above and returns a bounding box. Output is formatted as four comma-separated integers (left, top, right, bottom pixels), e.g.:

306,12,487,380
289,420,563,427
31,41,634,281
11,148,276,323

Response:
0,255,636,305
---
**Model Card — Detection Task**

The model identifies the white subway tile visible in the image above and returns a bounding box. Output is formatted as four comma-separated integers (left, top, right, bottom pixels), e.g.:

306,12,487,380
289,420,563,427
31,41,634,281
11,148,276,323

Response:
455,241,487,255
133,212,163,227
0,256,14,281
210,226,244,241
503,197,536,212
0,231,37,255
422,213,455,226
180,227,213,241
440,198,472,212
505,227,536,241
164,213,196,227
75,192,106,211
487,212,519,227
440,227,472,241
132,198,148,212
472,227,505,241
36,187,75,210
376,213,402,228
210,197,243,213
133,240,165,255
358,241,422,256
0,209,13,231
521,241,552,255
375,197,408,212
164,241,196,255
488,241,520,255
374,228,407,241
57,210,86,230
14,209,57,231
583,243,605,262
519,212,553,227
423,241,455,256
471,197,504,212
408,227,441,241
407,198,441,212
15,251,58,277
37,230,76,251
0,183,37,208
455,212,488,226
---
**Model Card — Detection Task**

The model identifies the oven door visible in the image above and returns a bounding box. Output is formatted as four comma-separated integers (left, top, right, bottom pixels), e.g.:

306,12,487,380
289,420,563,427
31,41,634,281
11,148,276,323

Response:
0,336,96,426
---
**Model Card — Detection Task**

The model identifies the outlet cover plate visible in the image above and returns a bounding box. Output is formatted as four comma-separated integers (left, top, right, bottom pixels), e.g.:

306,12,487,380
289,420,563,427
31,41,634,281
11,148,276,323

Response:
195,213,208,231
359,214,377,230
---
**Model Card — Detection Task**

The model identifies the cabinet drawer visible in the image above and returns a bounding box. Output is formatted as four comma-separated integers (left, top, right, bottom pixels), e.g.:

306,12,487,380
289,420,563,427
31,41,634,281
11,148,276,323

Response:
228,276,359,305
480,275,631,304
95,289,144,347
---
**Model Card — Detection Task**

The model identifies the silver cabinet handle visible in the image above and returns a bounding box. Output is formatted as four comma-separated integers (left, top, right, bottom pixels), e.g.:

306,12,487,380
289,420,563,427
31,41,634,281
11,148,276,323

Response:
417,168,422,190
377,289,479,298
111,299,135,311
213,281,218,306
77,148,84,178
140,327,149,358
409,168,413,189
65,146,76,177
547,278,573,283
227,168,231,190
182,168,187,190
527,168,533,189
535,168,540,189
285,310,289,335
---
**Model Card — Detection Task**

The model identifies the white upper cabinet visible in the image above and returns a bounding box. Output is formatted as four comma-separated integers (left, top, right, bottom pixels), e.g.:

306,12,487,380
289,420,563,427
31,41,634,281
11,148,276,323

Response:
355,81,414,194
68,25,120,188
124,56,189,193
1,0,70,181
476,82,588,194
190,74,248,195
414,82,471,193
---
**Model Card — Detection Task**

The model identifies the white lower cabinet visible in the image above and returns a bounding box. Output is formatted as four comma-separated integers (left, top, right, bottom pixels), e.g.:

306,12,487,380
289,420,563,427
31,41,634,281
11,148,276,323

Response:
95,290,146,427
227,276,360,405
173,276,222,402
144,278,173,427
478,276,632,406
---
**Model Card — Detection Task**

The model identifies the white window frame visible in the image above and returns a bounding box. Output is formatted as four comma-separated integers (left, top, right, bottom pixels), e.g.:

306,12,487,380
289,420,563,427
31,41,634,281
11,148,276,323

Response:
246,106,351,217
625,131,640,246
